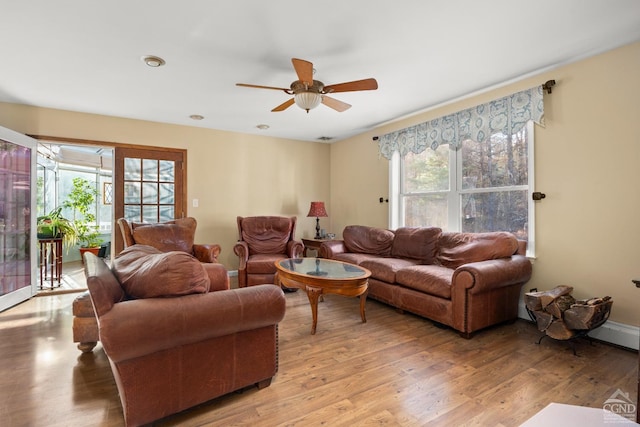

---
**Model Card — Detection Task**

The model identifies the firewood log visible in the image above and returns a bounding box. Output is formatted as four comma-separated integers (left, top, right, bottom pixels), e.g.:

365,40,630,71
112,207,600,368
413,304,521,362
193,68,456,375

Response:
546,319,576,340
545,295,576,319
586,296,611,305
524,292,544,311
539,285,573,307
531,310,554,332
524,285,573,311
564,299,613,330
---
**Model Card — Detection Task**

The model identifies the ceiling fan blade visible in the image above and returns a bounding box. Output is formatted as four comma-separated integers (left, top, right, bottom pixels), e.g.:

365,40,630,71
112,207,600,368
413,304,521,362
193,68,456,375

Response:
236,83,290,92
322,96,351,112
324,78,378,93
291,58,314,86
271,98,295,112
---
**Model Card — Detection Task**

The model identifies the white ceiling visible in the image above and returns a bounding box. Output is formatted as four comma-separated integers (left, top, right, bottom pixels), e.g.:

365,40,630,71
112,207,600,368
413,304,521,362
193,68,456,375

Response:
2,1,640,143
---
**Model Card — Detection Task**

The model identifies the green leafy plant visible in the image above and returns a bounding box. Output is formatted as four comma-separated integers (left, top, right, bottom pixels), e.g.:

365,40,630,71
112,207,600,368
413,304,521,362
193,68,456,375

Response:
37,207,77,251
63,177,103,248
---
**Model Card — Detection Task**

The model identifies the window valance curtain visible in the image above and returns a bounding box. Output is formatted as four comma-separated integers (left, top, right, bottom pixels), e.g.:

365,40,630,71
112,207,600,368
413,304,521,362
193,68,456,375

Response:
377,85,544,159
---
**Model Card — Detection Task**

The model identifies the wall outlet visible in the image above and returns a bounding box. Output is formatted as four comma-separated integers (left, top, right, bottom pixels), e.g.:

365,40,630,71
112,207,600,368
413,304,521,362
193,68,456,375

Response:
192,198,199,207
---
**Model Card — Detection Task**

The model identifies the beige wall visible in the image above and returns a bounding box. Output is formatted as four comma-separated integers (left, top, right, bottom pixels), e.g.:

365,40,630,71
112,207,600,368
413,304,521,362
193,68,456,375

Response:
331,41,640,326
1,42,638,326
0,104,330,268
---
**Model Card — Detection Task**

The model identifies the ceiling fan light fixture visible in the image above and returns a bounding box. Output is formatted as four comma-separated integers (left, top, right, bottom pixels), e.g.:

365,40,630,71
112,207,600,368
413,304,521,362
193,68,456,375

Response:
294,91,322,113
237,58,377,113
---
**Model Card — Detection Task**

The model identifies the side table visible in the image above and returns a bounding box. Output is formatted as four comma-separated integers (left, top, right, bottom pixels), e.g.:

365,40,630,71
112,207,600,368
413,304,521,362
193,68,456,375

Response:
39,237,63,289
302,238,331,257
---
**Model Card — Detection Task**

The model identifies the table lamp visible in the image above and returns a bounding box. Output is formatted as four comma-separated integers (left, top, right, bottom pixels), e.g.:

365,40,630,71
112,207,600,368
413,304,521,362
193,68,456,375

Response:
307,201,328,239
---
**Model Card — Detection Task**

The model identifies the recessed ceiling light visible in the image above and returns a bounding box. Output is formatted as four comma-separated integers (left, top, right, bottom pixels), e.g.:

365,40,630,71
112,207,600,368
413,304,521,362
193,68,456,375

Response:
189,114,204,120
142,55,165,67
256,124,270,130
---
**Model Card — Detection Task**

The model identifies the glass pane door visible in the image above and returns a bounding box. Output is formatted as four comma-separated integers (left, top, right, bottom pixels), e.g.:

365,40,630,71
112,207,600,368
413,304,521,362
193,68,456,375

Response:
123,158,176,223
114,147,185,253
0,127,37,312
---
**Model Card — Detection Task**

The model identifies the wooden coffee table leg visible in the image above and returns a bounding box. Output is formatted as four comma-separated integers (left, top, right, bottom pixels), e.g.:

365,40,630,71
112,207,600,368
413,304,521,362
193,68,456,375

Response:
359,289,368,323
306,286,323,335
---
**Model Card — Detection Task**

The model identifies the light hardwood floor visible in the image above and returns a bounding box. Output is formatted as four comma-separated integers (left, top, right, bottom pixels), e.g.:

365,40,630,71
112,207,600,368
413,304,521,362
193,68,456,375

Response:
0,280,637,426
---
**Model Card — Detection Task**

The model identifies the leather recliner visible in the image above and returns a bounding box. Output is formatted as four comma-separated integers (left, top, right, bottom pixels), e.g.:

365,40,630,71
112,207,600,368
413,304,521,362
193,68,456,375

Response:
233,216,304,288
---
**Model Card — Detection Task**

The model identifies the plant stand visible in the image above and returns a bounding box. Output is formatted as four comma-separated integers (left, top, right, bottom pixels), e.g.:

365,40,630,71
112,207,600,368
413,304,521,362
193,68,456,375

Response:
39,237,62,289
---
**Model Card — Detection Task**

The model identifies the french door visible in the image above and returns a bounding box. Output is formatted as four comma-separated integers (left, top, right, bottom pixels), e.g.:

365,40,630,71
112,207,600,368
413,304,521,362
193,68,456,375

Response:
0,126,37,312
113,146,186,253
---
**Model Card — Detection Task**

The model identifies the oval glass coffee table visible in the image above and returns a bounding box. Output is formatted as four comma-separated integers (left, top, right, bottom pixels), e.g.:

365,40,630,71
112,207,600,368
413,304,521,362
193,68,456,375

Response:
275,258,371,334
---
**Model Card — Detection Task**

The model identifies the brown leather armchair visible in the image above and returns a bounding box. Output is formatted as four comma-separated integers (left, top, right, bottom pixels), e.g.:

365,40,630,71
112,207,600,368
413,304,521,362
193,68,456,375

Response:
233,216,304,287
117,216,228,289
72,217,228,353
117,217,220,263
83,251,285,427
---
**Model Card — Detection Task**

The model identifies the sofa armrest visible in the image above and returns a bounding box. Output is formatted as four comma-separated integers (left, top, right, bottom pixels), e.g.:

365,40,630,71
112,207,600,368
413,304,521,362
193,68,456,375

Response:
452,255,532,294
233,241,249,269
193,243,221,263
319,240,347,259
287,240,304,258
97,284,285,362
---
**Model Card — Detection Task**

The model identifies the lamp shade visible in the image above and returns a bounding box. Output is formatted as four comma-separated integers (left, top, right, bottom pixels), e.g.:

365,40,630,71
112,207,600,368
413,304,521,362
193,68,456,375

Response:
307,201,328,218
294,91,322,112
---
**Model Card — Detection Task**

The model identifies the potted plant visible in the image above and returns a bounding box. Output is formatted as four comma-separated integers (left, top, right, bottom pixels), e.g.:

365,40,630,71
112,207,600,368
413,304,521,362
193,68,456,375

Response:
63,177,103,261
37,207,77,252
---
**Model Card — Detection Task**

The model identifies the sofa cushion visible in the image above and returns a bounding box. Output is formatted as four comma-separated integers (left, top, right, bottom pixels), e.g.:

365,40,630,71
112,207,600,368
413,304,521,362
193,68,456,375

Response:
240,216,293,255
390,227,442,264
247,253,288,274
343,225,395,256
112,245,210,298
360,257,419,283
436,231,519,269
396,265,454,299
130,217,196,254
332,252,382,266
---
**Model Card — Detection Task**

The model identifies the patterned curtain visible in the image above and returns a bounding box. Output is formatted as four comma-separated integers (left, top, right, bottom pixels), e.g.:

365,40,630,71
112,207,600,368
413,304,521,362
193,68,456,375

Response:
378,85,544,159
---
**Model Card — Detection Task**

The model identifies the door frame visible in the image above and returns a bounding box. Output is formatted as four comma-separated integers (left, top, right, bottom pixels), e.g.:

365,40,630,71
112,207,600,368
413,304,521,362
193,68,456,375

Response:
114,146,187,253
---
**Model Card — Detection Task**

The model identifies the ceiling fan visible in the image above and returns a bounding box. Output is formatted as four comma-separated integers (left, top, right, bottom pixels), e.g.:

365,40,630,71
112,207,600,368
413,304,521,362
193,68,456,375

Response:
236,58,378,113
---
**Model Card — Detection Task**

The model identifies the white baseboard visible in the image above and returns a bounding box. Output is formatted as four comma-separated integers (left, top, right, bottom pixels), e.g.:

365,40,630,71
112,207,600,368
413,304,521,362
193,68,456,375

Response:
227,270,238,277
518,302,639,351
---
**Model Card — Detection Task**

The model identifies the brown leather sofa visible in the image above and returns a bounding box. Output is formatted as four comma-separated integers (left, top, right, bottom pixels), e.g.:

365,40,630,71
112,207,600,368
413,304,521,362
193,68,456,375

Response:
320,225,532,337
234,216,304,287
72,217,228,352
83,249,286,427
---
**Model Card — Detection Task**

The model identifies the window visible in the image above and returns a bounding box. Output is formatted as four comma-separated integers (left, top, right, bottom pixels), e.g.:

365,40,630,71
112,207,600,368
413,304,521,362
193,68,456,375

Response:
391,121,535,254
36,143,114,234
382,86,543,256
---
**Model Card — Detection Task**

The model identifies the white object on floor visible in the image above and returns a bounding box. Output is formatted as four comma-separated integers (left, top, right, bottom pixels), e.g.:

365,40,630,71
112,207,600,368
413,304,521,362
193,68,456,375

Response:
520,402,638,426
